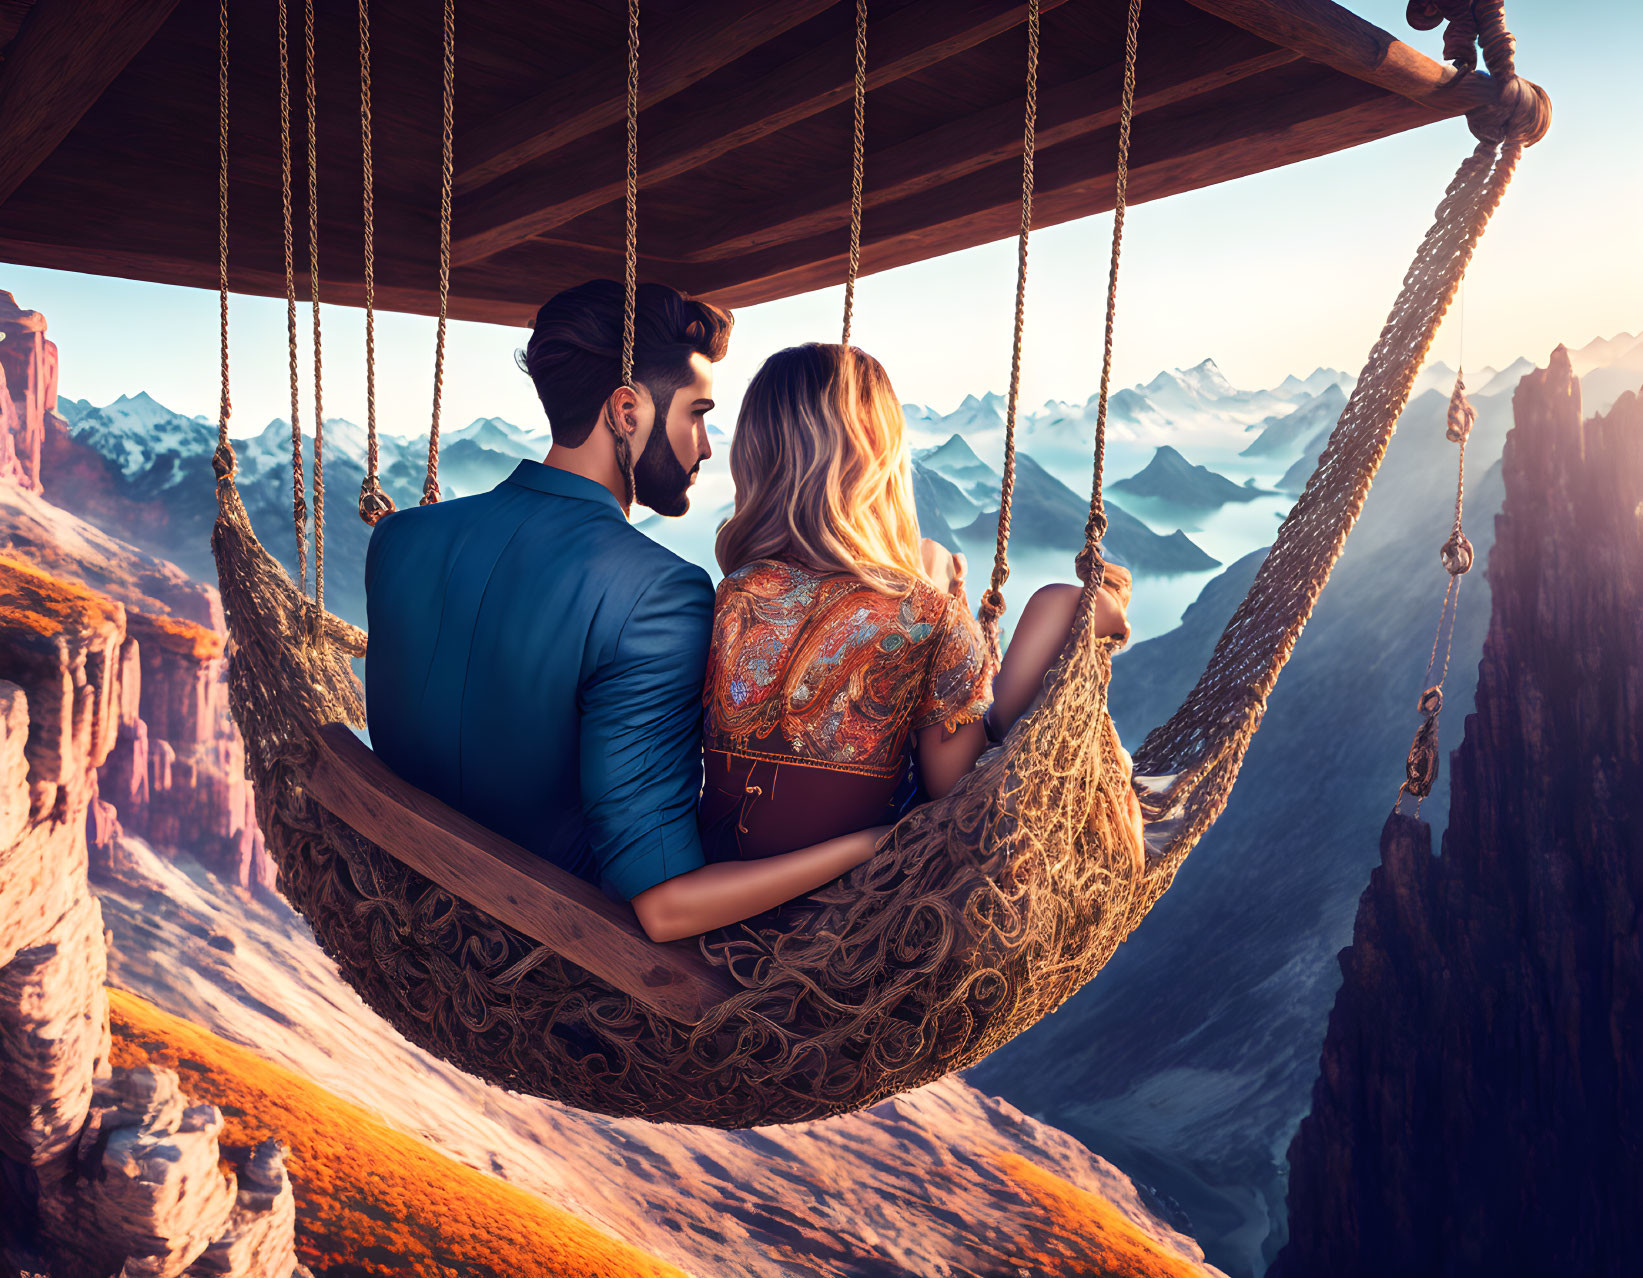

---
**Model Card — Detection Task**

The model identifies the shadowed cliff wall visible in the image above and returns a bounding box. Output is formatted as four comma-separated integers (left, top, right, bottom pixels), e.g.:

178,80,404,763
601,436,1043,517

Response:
1273,349,1643,1276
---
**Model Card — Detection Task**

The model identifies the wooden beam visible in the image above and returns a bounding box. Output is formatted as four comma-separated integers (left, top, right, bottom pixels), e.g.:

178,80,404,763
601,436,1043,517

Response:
450,0,1073,268
302,723,739,1025
680,40,1300,264
692,71,1450,308
0,0,179,207
454,0,837,197
1182,0,1501,114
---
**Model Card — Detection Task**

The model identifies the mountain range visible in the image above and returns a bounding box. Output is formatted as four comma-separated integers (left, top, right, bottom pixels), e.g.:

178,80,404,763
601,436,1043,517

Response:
1113,445,1270,509
968,331,1643,1276
40,330,1643,1278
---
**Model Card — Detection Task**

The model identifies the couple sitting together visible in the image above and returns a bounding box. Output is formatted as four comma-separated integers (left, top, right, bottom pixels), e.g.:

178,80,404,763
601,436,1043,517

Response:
364,280,1143,944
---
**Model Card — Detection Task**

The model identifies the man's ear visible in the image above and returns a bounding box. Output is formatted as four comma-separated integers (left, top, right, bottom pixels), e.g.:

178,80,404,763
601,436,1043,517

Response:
607,385,641,437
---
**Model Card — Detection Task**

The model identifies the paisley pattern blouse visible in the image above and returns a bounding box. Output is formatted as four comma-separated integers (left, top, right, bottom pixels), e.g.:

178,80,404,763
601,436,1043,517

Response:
700,560,993,860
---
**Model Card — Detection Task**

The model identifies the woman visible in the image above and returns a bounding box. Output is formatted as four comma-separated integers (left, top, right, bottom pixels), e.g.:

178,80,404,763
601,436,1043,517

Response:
700,343,1143,870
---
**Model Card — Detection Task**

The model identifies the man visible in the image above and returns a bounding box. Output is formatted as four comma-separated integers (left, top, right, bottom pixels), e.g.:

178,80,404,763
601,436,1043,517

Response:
364,281,881,943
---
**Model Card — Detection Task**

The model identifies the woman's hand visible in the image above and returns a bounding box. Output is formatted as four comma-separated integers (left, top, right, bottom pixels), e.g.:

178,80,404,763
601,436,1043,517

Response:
920,538,968,597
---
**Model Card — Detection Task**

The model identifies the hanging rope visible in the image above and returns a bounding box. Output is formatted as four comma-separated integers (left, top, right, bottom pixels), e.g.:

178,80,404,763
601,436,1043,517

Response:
357,0,394,527
305,0,326,615
975,0,1040,669
1395,355,1476,814
607,0,641,512
1074,0,1143,602
840,0,868,346
277,0,308,593
422,0,456,507
212,0,232,476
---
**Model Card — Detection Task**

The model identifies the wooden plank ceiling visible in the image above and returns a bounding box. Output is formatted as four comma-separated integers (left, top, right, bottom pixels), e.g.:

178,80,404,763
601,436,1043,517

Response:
0,0,1489,325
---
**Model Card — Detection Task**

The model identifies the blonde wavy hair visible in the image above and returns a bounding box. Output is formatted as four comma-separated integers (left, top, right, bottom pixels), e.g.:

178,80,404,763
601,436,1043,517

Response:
716,344,925,594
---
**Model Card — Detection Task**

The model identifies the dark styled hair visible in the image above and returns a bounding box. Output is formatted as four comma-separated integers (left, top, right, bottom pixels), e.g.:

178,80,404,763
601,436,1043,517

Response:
516,280,733,447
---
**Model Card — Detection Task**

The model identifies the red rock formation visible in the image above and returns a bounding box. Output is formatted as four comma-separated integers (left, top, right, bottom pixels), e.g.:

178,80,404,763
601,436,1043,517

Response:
1273,350,1643,1276
0,481,270,894
0,558,303,1278
0,291,56,494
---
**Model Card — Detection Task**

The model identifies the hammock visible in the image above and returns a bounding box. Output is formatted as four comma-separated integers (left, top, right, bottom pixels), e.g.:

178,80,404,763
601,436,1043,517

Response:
208,0,1546,1126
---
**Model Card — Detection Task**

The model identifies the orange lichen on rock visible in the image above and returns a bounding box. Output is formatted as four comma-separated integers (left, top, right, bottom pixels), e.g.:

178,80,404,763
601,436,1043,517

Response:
989,1152,1218,1278
126,608,225,660
0,551,122,639
107,989,685,1278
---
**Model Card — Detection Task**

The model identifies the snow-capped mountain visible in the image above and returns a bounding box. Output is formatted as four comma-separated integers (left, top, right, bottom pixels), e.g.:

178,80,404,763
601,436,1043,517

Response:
60,391,216,480
1241,384,1349,459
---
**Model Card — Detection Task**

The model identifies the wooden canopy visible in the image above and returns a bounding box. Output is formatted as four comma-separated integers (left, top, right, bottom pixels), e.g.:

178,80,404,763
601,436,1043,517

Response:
0,0,1510,324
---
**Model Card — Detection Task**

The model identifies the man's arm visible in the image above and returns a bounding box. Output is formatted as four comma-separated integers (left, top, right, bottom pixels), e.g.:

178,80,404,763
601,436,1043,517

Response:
579,561,890,943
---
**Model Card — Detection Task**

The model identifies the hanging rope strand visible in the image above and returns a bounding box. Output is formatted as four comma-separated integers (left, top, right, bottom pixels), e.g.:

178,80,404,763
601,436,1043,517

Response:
975,0,1039,668
1077,0,1144,596
423,0,455,506
621,0,640,386
357,0,394,527
605,0,641,513
277,0,308,592
840,0,868,346
305,0,326,612
214,0,231,461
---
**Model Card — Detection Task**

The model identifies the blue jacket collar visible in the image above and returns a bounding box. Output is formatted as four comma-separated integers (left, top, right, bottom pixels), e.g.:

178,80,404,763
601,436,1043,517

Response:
503,459,624,514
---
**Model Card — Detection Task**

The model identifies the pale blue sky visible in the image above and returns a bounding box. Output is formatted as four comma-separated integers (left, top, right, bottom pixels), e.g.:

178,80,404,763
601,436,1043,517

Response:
4,0,1637,436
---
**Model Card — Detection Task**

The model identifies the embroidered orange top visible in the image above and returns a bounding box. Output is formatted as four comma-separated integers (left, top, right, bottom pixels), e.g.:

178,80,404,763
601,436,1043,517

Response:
699,560,993,861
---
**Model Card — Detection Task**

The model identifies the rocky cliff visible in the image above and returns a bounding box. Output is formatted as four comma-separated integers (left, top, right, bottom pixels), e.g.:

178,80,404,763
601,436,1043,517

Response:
0,291,58,494
0,293,268,895
1272,349,1643,1275
0,557,304,1278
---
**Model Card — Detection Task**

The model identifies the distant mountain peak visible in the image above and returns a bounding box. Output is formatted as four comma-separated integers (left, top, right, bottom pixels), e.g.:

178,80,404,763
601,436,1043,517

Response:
1113,443,1270,508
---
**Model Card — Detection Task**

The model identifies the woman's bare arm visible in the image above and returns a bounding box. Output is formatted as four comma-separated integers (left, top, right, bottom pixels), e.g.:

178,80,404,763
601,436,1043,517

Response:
630,825,892,943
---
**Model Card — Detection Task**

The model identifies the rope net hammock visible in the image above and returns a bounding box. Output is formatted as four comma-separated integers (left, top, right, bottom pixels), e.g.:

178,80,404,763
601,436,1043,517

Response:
208,0,1547,1126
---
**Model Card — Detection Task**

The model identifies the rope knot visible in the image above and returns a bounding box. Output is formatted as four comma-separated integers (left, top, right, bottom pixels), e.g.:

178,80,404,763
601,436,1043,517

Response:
358,475,396,525
1467,75,1551,146
1074,544,1108,587
1445,371,1476,442
978,588,1007,621
212,442,238,480
1440,529,1474,575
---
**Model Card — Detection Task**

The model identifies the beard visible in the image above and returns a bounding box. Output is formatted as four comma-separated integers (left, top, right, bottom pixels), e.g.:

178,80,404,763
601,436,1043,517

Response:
632,419,697,517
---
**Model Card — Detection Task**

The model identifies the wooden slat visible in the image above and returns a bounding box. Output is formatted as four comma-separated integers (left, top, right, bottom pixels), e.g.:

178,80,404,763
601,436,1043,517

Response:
682,40,1300,264
299,722,738,1025
454,0,837,196
692,73,1449,308
1183,0,1500,112
0,0,179,207
450,0,1075,268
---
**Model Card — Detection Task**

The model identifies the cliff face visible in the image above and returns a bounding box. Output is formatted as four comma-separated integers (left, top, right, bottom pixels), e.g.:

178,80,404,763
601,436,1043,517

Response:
0,559,303,1278
0,291,58,494
1273,349,1643,1276
0,292,268,894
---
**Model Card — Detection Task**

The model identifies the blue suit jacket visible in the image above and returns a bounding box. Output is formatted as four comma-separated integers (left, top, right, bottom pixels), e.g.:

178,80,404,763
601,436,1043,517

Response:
363,459,713,899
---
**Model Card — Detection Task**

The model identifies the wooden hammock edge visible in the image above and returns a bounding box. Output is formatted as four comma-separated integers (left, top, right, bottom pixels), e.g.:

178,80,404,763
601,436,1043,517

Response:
298,720,739,1025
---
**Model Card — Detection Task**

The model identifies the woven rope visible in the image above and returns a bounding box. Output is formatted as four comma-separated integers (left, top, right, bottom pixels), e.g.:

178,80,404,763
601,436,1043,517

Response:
213,135,1522,1131
305,0,325,613
1132,137,1522,901
212,7,1533,1124
1076,0,1143,604
840,0,868,346
976,0,1040,668
356,0,394,529
277,0,308,593
605,0,641,513
214,0,230,460
422,0,455,507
